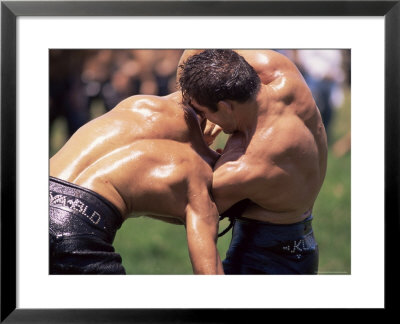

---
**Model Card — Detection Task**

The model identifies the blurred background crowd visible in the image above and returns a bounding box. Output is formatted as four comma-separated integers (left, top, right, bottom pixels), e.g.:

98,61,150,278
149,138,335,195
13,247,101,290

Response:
49,49,351,274
278,50,350,142
50,49,183,146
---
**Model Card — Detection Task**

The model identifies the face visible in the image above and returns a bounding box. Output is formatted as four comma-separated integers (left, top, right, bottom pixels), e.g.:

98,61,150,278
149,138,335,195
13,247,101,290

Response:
186,98,236,134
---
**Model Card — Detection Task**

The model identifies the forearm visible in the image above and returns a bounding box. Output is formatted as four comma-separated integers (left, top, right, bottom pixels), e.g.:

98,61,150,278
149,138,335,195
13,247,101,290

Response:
187,232,224,274
185,209,224,274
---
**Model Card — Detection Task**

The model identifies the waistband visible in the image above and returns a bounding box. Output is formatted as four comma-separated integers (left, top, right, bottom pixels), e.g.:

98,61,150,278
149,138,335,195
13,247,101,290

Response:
237,214,313,226
232,215,314,244
49,176,124,235
218,198,312,237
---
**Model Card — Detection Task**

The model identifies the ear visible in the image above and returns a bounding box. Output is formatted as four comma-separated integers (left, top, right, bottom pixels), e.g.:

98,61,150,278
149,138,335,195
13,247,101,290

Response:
216,100,233,113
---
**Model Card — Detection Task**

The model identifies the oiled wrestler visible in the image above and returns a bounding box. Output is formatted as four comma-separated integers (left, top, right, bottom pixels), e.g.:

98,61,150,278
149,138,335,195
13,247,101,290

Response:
50,92,223,275
179,50,327,274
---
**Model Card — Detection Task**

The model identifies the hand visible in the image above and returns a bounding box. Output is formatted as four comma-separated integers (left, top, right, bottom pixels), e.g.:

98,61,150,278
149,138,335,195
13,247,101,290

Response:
203,120,223,146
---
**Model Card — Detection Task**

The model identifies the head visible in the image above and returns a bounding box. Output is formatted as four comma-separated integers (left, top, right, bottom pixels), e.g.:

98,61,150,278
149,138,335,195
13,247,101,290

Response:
179,49,261,133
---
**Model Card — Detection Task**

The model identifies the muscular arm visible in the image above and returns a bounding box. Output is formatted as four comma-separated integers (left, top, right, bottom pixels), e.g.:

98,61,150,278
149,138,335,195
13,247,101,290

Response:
212,158,262,214
185,182,224,274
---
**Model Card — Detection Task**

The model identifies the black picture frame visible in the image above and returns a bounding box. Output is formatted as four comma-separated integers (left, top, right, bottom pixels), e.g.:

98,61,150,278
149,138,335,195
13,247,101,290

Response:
1,0,398,322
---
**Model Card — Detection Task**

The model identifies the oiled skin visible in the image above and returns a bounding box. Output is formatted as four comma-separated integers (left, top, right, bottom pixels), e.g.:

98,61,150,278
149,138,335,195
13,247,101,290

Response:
179,50,328,224
50,92,223,274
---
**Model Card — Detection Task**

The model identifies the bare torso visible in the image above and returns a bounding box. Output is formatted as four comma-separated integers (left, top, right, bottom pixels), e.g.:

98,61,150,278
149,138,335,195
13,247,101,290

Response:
58,139,214,223
221,50,327,223
50,91,218,219
180,50,327,224
50,92,223,274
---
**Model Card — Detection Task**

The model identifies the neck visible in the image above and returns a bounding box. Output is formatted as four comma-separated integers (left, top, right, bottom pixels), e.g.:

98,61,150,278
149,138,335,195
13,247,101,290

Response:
167,90,182,102
255,85,269,116
235,86,267,138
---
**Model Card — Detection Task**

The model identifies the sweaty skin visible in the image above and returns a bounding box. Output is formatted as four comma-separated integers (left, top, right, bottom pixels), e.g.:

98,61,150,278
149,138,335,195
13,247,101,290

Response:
50,92,223,274
178,50,328,224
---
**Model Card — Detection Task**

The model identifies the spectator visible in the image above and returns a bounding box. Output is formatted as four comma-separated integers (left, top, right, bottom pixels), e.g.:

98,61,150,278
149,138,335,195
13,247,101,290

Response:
294,50,346,142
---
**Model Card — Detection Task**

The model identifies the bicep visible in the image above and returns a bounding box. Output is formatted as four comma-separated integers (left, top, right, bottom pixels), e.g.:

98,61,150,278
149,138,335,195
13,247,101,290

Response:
212,161,259,214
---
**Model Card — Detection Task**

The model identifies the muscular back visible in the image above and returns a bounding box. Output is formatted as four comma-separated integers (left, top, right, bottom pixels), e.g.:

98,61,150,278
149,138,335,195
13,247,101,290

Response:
50,91,218,208
65,139,214,220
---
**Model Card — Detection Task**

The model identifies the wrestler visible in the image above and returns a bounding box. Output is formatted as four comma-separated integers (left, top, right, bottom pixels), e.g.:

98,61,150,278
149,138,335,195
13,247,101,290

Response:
178,49,328,274
50,92,223,274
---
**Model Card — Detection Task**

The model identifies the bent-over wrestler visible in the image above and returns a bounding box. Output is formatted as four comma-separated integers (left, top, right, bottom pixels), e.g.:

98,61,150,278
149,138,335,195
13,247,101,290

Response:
50,92,223,274
179,49,328,274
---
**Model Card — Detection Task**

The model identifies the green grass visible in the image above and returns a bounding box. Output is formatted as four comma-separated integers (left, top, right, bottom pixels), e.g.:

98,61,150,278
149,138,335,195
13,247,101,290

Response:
313,90,351,274
113,216,233,274
312,151,351,274
113,218,193,274
50,89,351,274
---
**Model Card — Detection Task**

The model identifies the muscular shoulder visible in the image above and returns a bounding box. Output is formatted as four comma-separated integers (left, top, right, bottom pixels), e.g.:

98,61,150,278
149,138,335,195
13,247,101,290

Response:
253,115,317,164
235,50,313,108
111,92,191,136
177,143,213,185
234,50,297,83
113,92,180,113
140,141,214,212
137,140,212,180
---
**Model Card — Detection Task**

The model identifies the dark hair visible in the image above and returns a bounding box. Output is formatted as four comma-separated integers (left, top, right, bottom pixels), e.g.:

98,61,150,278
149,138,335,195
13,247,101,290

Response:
179,50,261,112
